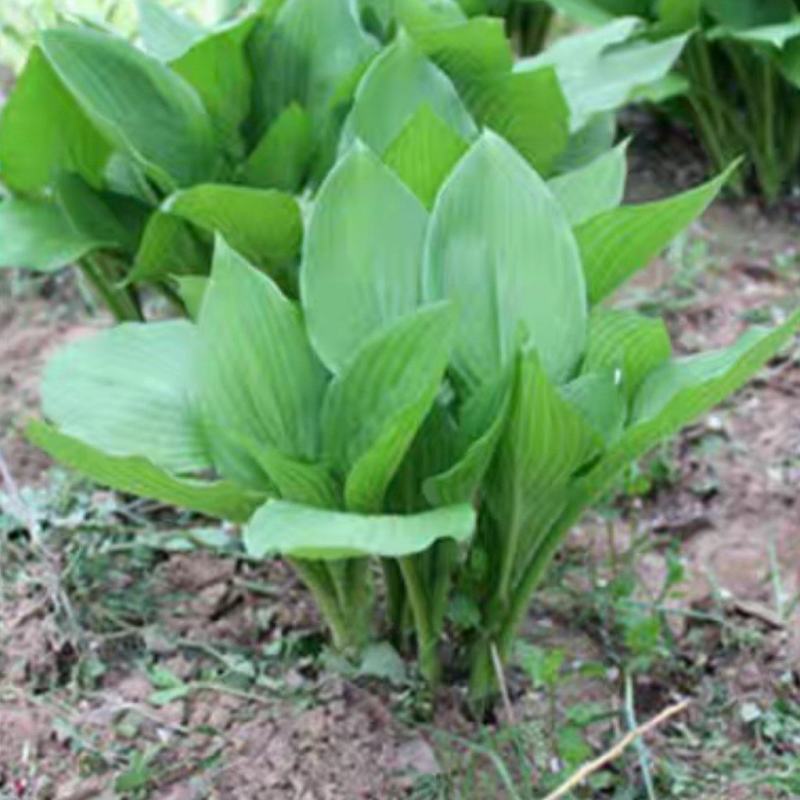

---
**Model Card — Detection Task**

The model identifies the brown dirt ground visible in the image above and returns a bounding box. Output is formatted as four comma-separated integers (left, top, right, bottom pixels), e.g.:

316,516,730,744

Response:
1,152,799,798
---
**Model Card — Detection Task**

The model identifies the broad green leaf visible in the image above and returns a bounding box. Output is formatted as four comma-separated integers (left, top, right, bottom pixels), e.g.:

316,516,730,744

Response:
55,172,148,255
577,165,733,304
547,140,628,227
703,0,795,29
27,421,263,523
463,67,569,175
424,372,511,505
708,19,800,48
0,47,110,194
250,0,378,134
41,28,217,189
164,184,302,269
424,131,587,388
582,309,672,400
129,212,209,283
394,0,466,34
0,198,106,272
242,103,313,191
322,304,455,512
245,499,476,559
170,16,257,157
137,0,204,61
410,16,513,88
42,321,210,473
656,0,701,34
175,275,208,319
542,0,619,25
488,349,601,595
566,310,800,515
340,32,477,156
199,238,327,488
246,446,339,508
555,111,617,173
519,19,687,131
561,371,626,444
302,143,429,374
382,104,469,209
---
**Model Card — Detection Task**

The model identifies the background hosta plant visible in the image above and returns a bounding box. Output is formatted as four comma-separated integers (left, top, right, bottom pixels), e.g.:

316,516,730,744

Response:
542,0,800,200
31,122,800,705
0,0,685,321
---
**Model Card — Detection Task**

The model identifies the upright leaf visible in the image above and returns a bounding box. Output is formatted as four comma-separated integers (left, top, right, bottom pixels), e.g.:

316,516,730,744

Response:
383,104,469,209
463,67,569,175
582,309,672,400
164,184,302,269
577,166,733,304
170,16,257,157
245,500,476,559
302,143,429,374
424,131,587,388
339,32,477,155
250,0,378,134
322,304,455,512
547,140,628,227
519,19,687,131
199,238,327,488
0,47,110,194
128,212,209,283
41,321,210,473
41,28,217,189
137,0,204,61
488,349,601,596
242,103,313,191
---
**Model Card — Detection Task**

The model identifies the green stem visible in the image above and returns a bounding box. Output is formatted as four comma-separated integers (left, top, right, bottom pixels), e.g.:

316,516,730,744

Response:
382,558,406,646
429,539,457,637
398,555,440,686
79,255,143,322
290,559,352,652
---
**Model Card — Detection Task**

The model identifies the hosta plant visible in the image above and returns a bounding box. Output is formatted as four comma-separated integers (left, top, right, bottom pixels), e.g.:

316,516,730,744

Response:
31,120,800,705
0,0,684,320
542,0,800,201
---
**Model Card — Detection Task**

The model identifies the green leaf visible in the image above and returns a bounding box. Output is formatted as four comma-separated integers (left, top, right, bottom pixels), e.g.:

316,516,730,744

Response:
27,421,263,523
424,372,512,505
555,111,617,173
164,184,302,269
302,143,429,374
582,309,672,400
655,0,701,35
41,27,216,189
488,349,601,595
250,0,378,134
547,140,628,227
577,165,734,304
703,0,795,29
199,237,327,488
519,19,687,131
561,371,626,444
383,104,469,209
463,67,570,175
0,198,106,272
137,0,204,61
567,310,800,515
244,499,476,559
170,16,257,157
322,304,455,512
174,275,208,319
424,131,587,388
41,320,210,473
412,16,513,86
340,32,477,156
0,47,110,194
129,212,209,283
242,103,313,192
542,0,619,25
708,19,800,48
55,172,148,255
